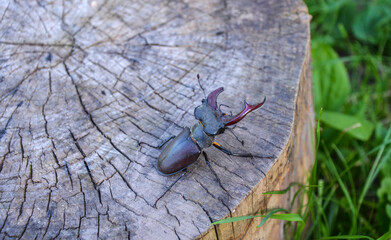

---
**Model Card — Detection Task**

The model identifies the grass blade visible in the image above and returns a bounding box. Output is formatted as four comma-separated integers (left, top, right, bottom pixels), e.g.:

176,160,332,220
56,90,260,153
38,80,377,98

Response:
320,235,374,240
263,182,303,195
358,126,391,210
377,230,391,240
267,213,303,222
212,215,262,225
316,108,323,152
212,209,303,227
257,208,287,227
322,142,357,232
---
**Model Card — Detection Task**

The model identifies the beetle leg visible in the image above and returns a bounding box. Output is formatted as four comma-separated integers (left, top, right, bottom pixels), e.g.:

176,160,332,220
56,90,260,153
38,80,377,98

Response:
158,135,175,149
226,128,245,146
154,169,187,208
202,152,232,199
138,135,175,149
212,142,253,158
212,142,274,177
213,142,275,160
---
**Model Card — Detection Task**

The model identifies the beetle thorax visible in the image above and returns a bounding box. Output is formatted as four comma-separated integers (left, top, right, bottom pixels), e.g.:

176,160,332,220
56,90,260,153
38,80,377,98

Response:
190,122,214,149
194,100,225,135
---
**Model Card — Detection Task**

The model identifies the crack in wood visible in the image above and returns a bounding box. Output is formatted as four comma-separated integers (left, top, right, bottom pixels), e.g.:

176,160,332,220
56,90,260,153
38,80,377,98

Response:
69,129,103,205
182,195,220,240
17,200,36,239
17,162,32,221
107,160,154,208
165,205,181,226
64,62,135,165
0,101,23,140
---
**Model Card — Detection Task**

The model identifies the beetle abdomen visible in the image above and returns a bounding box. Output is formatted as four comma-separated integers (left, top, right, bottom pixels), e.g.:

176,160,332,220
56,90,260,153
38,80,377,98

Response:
157,127,201,175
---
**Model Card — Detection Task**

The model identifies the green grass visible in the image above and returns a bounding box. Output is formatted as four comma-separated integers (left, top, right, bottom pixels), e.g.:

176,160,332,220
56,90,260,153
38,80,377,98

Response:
212,0,391,238
296,0,391,238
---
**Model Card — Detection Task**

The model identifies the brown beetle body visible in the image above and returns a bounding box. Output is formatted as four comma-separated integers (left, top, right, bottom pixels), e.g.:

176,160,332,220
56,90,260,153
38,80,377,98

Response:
157,127,201,175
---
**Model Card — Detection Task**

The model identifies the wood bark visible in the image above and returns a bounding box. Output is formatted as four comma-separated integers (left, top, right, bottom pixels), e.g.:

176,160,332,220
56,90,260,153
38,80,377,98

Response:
0,0,313,239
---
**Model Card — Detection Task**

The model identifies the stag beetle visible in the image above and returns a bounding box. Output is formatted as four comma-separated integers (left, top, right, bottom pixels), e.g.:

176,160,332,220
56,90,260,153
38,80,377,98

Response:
152,75,267,206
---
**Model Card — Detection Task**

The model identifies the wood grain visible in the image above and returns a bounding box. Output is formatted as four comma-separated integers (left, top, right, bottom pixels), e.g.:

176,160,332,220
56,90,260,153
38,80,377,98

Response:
0,0,312,239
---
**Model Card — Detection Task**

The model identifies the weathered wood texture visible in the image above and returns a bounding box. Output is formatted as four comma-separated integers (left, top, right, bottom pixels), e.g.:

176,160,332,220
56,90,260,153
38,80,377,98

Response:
0,0,312,239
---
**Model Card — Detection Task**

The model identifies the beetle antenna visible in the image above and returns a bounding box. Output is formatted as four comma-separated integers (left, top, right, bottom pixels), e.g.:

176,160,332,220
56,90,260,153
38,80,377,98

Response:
197,74,206,99
219,103,230,111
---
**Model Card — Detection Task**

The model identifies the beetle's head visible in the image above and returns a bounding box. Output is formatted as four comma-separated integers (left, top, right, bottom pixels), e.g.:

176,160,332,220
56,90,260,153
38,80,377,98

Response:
194,87,266,136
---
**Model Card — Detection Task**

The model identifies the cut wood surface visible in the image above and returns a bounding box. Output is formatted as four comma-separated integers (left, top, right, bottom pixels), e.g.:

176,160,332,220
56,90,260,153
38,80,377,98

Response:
0,0,313,239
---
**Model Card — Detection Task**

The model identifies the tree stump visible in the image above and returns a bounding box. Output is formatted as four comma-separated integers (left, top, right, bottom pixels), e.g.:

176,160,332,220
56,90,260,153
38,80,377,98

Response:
0,0,313,239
